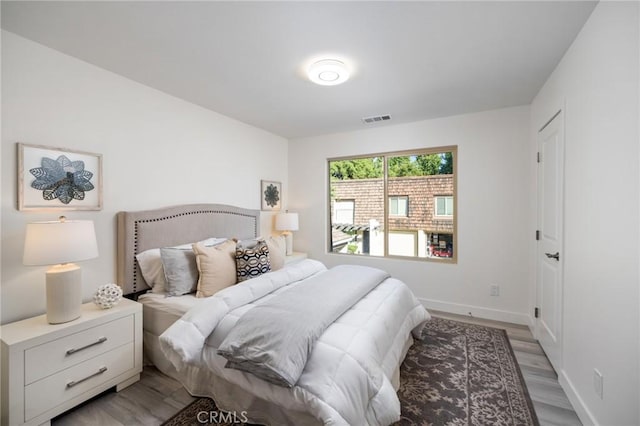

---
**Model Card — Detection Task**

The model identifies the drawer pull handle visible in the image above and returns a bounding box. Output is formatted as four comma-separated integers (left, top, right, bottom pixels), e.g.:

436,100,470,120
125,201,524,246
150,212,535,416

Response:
66,366,107,389
66,337,107,355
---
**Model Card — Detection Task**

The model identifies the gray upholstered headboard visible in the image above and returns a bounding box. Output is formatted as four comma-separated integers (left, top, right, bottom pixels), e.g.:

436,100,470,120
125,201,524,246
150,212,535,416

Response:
117,203,260,296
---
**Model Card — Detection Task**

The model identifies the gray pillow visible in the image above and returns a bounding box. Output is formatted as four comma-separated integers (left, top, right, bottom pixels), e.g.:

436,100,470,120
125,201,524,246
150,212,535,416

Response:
160,248,199,296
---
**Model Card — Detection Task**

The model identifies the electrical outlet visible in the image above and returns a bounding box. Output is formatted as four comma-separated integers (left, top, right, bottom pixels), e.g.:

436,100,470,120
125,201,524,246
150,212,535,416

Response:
490,285,500,296
593,369,603,399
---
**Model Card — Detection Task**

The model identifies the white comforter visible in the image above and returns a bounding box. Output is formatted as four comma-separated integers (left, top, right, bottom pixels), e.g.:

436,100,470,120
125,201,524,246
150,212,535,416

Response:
160,259,430,426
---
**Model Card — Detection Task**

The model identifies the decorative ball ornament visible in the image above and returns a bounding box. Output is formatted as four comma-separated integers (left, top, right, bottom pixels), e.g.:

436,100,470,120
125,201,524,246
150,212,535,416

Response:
93,283,123,309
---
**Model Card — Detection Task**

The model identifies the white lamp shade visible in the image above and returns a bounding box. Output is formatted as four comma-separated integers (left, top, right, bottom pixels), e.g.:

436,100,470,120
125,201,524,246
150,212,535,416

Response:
23,220,99,266
275,213,299,232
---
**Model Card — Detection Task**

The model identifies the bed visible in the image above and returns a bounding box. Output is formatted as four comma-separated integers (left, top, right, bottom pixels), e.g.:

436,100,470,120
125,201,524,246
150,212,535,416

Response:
117,203,430,425
117,204,260,371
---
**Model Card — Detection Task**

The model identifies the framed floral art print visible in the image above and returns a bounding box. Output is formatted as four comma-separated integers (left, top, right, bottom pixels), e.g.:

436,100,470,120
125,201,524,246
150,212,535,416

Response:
18,143,103,211
260,180,281,211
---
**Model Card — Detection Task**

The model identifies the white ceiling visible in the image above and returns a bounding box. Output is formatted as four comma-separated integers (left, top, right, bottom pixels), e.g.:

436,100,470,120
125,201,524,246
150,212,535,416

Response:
1,1,597,139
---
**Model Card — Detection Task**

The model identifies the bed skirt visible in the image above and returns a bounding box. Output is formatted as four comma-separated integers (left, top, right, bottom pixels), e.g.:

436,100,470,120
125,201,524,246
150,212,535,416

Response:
144,331,412,425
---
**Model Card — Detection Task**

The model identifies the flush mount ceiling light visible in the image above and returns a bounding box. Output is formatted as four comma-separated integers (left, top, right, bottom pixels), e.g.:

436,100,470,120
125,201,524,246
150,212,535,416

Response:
308,59,350,86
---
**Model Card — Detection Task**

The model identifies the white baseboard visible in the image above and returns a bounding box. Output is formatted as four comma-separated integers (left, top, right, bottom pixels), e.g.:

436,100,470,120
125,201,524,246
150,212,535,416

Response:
419,298,530,325
559,370,598,426
527,315,536,337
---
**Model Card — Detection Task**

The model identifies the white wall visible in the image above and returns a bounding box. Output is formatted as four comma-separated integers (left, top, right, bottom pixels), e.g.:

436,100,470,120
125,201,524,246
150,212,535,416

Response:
289,105,533,324
0,28,4,325
1,32,288,324
531,3,639,425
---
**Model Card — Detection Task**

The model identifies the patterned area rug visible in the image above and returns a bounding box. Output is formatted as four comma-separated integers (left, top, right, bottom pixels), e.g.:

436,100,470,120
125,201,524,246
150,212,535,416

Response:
163,317,539,425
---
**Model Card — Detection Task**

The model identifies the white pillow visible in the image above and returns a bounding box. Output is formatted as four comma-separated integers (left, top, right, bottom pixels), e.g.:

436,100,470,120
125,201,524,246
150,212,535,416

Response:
136,237,226,293
136,248,167,293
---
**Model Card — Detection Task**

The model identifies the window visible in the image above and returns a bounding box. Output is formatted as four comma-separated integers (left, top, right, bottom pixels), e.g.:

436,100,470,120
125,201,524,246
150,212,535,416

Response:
333,200,355,224
328,147,457,261
435,196,453,217
389,196,408,217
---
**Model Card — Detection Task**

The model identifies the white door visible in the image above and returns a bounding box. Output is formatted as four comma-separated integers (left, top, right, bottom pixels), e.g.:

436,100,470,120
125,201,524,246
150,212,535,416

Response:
536,110,564,373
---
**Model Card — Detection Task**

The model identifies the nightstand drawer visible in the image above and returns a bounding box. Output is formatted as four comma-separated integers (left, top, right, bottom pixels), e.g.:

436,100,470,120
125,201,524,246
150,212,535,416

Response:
24,315,134,384
24,341,135,422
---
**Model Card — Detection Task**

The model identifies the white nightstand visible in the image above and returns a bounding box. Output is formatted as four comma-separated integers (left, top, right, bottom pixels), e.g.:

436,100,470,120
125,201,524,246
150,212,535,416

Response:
0,298,142,426
285,251,308,264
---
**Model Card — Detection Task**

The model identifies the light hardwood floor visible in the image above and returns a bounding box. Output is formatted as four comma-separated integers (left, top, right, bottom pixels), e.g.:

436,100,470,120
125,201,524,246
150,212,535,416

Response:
431,311,581,426
52,312,581,426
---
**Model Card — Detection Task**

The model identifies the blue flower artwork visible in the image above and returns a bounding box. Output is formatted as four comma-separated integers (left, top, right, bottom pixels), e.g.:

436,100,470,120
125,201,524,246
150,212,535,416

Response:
264,184,280,208
29,155,95,205
260,180,282,211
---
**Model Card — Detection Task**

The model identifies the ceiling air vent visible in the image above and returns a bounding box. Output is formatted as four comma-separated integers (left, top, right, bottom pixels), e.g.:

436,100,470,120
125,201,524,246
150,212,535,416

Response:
362,114,391,124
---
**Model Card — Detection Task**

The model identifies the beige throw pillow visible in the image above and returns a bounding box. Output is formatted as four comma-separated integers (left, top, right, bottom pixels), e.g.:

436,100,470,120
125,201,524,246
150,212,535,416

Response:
193,239,237,298
265,235,286,271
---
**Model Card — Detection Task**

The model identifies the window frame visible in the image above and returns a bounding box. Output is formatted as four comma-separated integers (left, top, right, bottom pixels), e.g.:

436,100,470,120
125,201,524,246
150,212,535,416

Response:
434,195,454,218
327,146,458,263
388,195,409,217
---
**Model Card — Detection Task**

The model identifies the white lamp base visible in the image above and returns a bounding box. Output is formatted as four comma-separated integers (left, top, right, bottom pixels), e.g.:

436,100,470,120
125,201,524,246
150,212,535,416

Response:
46,264,82,324
282,231,293,256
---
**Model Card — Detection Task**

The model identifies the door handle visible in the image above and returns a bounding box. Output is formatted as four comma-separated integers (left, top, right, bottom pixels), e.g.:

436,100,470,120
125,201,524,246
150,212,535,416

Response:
545,252,560,261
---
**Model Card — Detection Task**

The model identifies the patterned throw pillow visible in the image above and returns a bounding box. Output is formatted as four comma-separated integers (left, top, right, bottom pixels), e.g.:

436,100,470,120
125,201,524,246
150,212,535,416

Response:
236,239,271,282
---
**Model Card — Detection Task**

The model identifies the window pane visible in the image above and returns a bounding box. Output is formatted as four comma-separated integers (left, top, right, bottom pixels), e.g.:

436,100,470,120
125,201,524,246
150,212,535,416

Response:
329,157,384,256
436,198,445,215
388,154,440,258
435,196,453,217
389,198,398,215
446,197,453,215
398,197,408,216
329,149,456,261
389,196,408,217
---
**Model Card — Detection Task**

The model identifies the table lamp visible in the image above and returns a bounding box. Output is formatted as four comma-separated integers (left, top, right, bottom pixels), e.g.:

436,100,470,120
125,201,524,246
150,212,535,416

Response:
275,212,299,256
23,217,99,324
